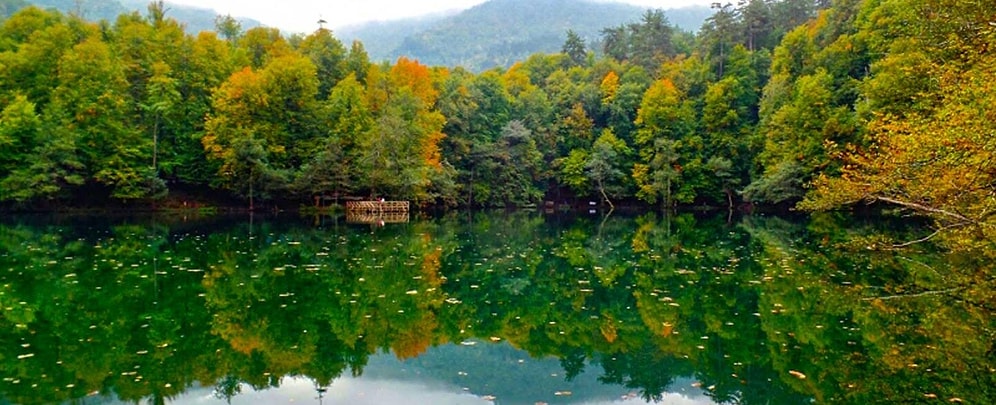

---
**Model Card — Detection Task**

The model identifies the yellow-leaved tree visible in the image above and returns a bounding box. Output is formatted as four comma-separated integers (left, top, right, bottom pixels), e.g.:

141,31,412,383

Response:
801,0,996,250
801,58,996,249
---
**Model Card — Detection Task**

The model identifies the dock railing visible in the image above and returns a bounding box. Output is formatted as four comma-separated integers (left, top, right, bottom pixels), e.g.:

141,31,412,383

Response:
344,200,410,213
344,200,410,224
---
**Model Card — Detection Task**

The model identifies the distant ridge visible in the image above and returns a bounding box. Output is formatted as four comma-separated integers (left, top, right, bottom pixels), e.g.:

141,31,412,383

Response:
8,0,261,34
338,0,712,71
336,12,455,65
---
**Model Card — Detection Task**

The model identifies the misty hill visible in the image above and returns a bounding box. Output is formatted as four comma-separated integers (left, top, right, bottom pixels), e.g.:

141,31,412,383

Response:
336,12,455,66
338,0,712,71
4,0,260,34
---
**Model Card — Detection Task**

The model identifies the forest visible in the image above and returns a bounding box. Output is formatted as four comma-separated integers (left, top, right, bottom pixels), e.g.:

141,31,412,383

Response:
0,1,993,224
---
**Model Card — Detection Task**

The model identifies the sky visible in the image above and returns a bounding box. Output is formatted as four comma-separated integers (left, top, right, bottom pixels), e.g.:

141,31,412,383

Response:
165,0,718,34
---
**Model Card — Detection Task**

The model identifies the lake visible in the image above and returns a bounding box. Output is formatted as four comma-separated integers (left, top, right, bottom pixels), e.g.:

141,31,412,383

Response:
0,210,993,404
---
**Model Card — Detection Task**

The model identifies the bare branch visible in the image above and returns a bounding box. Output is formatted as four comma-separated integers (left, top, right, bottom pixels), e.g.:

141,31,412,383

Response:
861,287,964,301
873,195,975,223
891,221,972,248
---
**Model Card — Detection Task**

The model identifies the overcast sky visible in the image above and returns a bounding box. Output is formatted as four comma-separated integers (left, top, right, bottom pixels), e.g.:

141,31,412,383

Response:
165,0,718,34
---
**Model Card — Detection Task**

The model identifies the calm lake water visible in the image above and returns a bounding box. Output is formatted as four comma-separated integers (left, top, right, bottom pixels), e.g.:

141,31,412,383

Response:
1,210,993,404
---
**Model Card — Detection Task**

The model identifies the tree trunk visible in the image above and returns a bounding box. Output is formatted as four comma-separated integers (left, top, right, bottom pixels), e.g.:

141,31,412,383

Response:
598,181,614,210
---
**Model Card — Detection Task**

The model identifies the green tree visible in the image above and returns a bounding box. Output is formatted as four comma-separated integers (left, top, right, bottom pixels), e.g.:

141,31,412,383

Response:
0,9,78,107
0,95,86,203
214,14,242,42
699,2,737,78
0,120,84,202
561,29,587,68
600,25,629,61
493,120,545,206
700,46,760,206
345,40,371,84
632,79,695,207
238,26,291,68
54,37,161,199
168,31,241,185
628,10,675,73
141,62,180,187
0,94,38,176
746,69,852,203
360,59,449,203
298,28,347,100
558,148,590,198
586,129,631,209
295,74,372,204
203,54,322,205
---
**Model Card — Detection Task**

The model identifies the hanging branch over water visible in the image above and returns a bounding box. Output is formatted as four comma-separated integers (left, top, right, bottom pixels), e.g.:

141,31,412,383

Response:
861,287,965,301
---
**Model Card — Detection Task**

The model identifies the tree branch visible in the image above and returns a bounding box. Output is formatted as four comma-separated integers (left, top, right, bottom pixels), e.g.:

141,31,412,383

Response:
891,221,972,248
861,287,964,301
872,195,975,223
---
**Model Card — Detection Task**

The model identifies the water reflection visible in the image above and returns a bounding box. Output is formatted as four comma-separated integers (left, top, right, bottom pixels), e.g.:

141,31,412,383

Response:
0,211,993,404
174,376,709,405
167,343,715,405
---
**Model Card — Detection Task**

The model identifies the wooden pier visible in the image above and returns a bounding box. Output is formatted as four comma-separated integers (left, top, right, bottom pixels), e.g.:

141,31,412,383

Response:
345,200,410,213
345,211,409,224
345,201,410,225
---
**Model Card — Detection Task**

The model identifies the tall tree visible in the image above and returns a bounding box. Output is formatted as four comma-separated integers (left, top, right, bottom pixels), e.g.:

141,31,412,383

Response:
628,9,675,73
586,129,632,209
203,54,321,205
562,29,587,68
238,27,291,69
297,28,347,100
699,2,737,78
632,79,695,206
493,120,544,206
360,58,450,202
214,14,241,42
295,74,371,204
54,37,161,199
345,40,370,84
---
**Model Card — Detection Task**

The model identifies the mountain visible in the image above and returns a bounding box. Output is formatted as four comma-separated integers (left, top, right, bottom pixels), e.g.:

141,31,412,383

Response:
337,0,712,71
5,0,260,34
336,12,455,65
0,0,30,19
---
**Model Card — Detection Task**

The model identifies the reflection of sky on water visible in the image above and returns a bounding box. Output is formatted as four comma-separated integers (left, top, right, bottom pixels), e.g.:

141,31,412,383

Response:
169,377,715,405
160,341,720,405
173,378,490,404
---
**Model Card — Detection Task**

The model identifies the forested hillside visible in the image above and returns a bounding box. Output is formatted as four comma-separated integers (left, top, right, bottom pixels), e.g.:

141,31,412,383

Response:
338,0,713,71
0,0,993,239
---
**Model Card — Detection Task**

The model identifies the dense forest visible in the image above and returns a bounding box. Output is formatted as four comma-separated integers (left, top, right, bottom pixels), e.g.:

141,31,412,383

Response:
0,1,993,225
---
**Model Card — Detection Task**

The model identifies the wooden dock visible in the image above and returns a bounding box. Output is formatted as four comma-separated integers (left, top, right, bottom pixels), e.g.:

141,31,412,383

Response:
345,201,410,225
345,211,410,224
345,200,410,213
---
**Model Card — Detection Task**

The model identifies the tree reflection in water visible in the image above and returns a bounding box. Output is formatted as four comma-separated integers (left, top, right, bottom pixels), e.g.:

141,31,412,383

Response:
0,211,992,404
